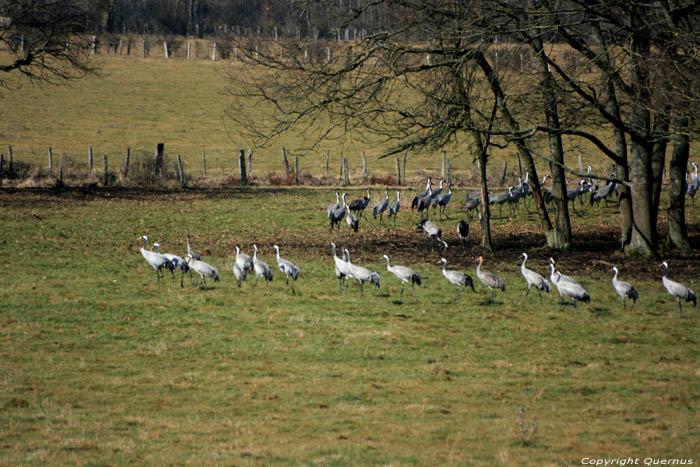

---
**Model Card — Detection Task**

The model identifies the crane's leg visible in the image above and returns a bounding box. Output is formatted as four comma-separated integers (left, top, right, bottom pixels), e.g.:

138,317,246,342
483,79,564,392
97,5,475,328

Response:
621,297,626,310
180,270,184,288
359,282,364,299
524,285,531,299
537,289,543,305
400,283,405,298
678,298,683,314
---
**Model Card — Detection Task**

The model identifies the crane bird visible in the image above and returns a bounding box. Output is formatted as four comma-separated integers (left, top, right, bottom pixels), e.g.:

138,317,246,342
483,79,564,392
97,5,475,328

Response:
417,219,448,251
139,235,174,285
520,253,551,304
387,190,401,225
411,177,432,210
252,244,274,285
687,162,699,203
462,196,480,220
549,264,590,308
349,187,371,218
611,267,638,310
488,186,514,217
660,261,696,313
344,248,380,298
382,255,421,298
549,258,577,285
429,178,447,202
327,192,341,216
154,243,189,288
439,258,474,300
186,254,220,288
330,242,352,294
476,256,506,304
457,220,469,250
432,183,453,219
328,193,347,230
274,244,300,294
234,245,254,287
346,206,359,232
372,188,390,224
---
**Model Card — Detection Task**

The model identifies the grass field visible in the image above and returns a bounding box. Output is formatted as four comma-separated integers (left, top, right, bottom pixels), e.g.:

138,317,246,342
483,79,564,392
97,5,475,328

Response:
0,185,698,465
1,51,699,465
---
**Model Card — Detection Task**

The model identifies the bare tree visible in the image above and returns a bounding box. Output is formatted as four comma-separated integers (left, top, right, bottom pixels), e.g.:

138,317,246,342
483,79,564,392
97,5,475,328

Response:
0,0,99,89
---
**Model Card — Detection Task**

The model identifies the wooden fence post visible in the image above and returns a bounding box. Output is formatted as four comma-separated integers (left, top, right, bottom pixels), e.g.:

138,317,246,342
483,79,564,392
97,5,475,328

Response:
142,39,146,57
578,153,583,172
48,147,53,174
239,149,248,185
343,158,350,185
247,149,253,176
325,150,330,176
361,151,368,179
402,151,407,183
118,39,123,55
58,155,65,185
92,36,97,55
163,41,169,59
281,147,290,175
447,159,452,184
103,155,108,186
7,145,12,173
212,43,217,61
501,160,507,185
177,154,186,187
202,149,207,177
123,147,130,178
294,156,300,184
88,147,93,175
396,158,402,185
441,151,446,178
155,143,164,176
187,42,191,60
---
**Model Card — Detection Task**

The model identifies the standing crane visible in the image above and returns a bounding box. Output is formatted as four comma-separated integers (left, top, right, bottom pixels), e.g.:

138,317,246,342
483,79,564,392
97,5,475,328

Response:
349,187,371,218
327,192,341,216
346,201,359,233
252,244,274,286
432,183,453,219
186,254,220,288
328,193,347,230
549,258,577,285
476,256,506,304
274,245,300,294
186,234,200,260
660,261,696,313
330,242,352,294
417,219,448,251
234,245,254,287
687,162,699,203
382,255,421,298
549,264,590,308
372,188,390,224
411,177,432,210
611,267,638,310
462,196,480,220
488,186,514,218
155,243,189,288
457,220,469,250
387,190,401,225
439,258,474,300
139,235,174,285
344,248,380,298
520,253,551,304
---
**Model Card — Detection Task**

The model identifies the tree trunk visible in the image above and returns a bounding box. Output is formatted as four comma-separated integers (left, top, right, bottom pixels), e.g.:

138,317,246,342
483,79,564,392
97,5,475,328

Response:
530,36,571,249
650,115,669,232
666,116,691,250
474,145,493,251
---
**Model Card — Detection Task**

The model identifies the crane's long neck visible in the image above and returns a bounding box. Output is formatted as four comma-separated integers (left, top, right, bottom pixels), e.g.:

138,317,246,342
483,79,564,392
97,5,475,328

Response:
275,247,280,262
141,237,148,250
331,243,337,258
384,256,391,269
612,269,618,281
521,255,527,268
253,246,258,261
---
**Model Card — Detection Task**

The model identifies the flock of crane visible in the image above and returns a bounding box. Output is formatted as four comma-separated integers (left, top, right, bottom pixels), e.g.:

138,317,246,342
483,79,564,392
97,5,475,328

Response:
137,163,698,314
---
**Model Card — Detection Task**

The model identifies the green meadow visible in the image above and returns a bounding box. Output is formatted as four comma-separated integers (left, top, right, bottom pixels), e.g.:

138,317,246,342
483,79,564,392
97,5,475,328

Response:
1,54,699,465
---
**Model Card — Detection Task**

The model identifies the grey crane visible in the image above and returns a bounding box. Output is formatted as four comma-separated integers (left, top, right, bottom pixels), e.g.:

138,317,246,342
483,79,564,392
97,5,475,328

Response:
155,243,188,288
349,187,371,218
611,267,638,309
439,257,474,300
429,178,447,202
234,245,254,287
414,185,433,220
549,257,577,285
590,178,616,206
549,264,590,308
660,261,696,313
252,244,274,285
520,253,551,304
328,193,347,230
387,190,401,225
567,180,590,208
417,219,448,251
432,183,453,219
346,208,359,232
186,254,219,288
344,248,380,298
462,196,480,220
330,242,352,294
687,162,698,203
382,255,421,298
457,220,469,250
139,235,174,285
476,256,506,304
327,192,341,215
274,244,300,294
411,177,432,210
372,188,390,224
488,186,514,217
